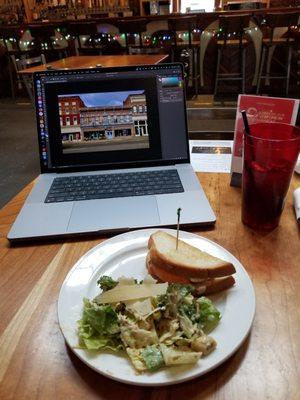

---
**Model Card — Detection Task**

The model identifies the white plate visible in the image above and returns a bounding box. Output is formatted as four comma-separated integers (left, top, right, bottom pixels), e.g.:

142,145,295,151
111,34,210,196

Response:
57,228,255,386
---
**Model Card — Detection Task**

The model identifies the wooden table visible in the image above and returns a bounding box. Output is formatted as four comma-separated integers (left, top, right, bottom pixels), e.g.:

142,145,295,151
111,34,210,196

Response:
0,173,300,399
18,54,169,75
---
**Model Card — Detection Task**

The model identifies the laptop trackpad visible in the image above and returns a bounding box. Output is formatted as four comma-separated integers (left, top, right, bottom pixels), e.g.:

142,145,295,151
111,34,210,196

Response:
67,196,160,233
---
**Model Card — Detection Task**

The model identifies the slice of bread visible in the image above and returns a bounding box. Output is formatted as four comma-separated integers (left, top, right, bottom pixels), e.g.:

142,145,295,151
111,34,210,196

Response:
146,253,191,284
148,231,236,279
146,253,235,295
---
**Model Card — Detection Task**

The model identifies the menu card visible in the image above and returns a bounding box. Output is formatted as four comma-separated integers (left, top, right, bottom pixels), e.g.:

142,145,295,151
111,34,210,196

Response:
230,95,300,187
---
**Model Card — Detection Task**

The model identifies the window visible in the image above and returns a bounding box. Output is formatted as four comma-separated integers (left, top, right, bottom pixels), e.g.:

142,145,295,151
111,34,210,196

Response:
138,105,143,113
133,106,137,113
72,101,76,106
65,102,69,106
66,117,70,126
134,120,148,136
73,116,78,125
181,0,214,13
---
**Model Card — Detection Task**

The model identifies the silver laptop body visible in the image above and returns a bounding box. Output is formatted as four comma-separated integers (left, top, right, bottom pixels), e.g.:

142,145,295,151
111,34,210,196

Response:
8,64,215,241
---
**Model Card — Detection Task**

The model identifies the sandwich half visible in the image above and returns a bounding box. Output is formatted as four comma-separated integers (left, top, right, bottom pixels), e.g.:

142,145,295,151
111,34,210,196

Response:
146,231,236,295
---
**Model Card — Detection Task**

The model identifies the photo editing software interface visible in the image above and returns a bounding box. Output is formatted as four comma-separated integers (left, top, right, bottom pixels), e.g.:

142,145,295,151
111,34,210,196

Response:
35,65,189,172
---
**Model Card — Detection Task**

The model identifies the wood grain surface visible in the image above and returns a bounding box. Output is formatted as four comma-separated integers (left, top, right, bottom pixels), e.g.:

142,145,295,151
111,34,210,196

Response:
18,54,169,74
0,173,299,399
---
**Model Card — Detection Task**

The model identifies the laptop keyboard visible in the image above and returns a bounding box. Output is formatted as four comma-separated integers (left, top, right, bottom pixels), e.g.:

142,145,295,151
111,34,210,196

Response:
45,169,184,203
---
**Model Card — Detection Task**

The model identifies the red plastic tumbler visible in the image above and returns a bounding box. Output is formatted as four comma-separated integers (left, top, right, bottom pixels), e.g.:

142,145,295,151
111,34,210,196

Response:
242,122,300,230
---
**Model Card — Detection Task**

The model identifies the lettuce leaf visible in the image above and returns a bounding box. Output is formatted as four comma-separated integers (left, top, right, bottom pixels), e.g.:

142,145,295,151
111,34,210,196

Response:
140,345,165,371
78,298,122,351
197,296,221,333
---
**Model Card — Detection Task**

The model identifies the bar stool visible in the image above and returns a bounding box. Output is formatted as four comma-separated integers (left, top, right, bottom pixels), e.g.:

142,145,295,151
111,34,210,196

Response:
195,14,220,90
68,21,100,55
256,11,299,97
117,19,147,54
168,16,198,93
168,15,197,54
0,25,23,54
27,24,68,60
214,14,250,98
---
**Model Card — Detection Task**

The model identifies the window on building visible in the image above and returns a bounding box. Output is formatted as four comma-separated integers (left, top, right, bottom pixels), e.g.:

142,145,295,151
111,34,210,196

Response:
73,116,78,125
138,105,143,113
66,117,70,126
65,102,69,106
134,120,148,136
72,101,76,106
133,106,137,113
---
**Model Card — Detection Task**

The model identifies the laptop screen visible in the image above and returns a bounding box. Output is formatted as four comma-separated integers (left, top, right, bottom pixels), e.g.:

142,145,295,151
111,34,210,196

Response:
34,63,190,173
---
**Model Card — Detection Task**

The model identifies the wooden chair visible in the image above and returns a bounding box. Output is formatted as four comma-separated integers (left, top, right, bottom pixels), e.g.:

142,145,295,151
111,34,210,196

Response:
11,54,46,102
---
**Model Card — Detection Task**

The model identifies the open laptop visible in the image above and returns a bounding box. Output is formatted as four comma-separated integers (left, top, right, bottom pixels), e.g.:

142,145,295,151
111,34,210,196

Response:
8,63,215,242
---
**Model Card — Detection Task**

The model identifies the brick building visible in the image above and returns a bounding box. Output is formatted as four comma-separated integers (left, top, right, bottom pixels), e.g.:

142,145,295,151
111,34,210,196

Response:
59,92,148,143
59,95,85,142
80,106,134,141
124,94,148,136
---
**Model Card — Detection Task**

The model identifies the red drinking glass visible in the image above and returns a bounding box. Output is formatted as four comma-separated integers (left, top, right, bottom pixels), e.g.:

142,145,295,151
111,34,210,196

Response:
242,122,300,230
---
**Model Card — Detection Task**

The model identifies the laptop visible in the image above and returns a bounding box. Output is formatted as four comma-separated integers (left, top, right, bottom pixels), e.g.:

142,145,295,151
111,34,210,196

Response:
8,63,215,242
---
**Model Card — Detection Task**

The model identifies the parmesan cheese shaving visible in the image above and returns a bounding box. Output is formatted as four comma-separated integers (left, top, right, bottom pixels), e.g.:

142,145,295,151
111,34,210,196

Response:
95,283,168,304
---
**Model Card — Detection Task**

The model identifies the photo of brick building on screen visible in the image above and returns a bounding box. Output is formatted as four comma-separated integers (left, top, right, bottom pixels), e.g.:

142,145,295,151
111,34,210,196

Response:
58,90,149,154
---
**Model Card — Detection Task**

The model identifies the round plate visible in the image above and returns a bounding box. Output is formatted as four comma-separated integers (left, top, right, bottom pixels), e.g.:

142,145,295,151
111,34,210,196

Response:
57,228,255,386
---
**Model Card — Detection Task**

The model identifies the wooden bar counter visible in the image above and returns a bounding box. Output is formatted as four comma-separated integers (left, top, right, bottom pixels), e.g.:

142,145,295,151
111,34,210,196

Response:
0,171,300,399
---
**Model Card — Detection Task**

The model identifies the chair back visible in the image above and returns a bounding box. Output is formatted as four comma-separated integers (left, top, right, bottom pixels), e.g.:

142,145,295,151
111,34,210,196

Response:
150,30,175,52
13,54,46,71
68,21,98,51
118,19,147,35
10,54,46,102
68,21,98,36
168,15,197,32
0,25,22,51
168,16,197,46
196,14,219,31
118,19,147,49
27,24,56,39
218,14,250,45
261,11,299,44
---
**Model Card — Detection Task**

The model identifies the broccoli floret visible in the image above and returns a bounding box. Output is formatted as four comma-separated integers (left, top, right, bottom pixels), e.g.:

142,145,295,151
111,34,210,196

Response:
97,276,118,291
